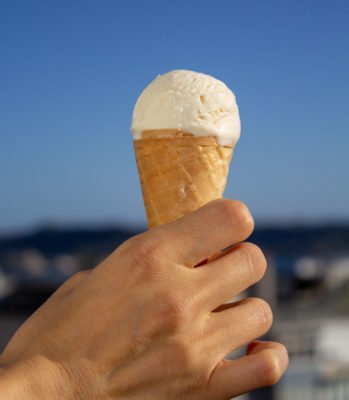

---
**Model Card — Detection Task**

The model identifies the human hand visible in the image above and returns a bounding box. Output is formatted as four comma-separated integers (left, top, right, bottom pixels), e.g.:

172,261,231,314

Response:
0,199,288,400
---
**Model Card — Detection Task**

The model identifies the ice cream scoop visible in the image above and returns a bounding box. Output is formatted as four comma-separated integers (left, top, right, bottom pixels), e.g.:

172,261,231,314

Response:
131,70,240,228
131,70,240,147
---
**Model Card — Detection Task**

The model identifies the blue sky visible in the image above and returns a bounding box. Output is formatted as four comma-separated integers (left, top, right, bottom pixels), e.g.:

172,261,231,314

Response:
1,0,348,233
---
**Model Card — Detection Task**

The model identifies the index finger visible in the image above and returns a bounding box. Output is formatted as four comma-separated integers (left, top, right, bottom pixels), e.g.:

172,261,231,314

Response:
152,199,254,267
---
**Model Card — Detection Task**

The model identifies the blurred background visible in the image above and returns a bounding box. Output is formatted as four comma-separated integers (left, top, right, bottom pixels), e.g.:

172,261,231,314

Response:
1,1,349,399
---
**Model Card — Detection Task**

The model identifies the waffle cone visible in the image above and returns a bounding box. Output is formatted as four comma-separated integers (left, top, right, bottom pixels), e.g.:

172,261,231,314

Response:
134,129,233,228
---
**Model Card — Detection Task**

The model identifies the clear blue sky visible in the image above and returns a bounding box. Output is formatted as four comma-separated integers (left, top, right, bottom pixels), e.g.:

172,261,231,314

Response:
1,0,348,233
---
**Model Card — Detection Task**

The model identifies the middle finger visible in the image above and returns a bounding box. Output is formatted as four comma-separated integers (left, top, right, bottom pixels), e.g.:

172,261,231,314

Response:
195,242,266,311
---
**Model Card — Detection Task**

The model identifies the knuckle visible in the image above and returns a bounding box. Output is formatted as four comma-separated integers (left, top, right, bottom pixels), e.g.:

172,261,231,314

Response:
162,293,188,331
151,290,186,332
217,200,254,236
170,337,197,372
135,237,162,262
240,243,267,282
261,351,284,385
125,234,167,273
250,298,273,331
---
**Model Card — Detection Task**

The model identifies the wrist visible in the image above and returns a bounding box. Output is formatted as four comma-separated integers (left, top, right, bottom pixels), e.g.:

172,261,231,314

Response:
0,356,68,400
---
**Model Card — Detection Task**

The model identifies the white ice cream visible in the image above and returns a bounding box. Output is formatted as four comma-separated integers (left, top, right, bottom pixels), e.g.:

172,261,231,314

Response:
131,70,240,147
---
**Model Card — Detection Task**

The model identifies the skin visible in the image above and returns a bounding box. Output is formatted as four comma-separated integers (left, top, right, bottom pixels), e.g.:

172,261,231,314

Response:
0,199,288,399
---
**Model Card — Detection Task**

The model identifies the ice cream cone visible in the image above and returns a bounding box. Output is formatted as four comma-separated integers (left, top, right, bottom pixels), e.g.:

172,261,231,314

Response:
134,129,233,228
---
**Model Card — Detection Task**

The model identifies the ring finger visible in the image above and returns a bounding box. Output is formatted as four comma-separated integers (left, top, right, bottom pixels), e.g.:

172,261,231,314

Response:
206,297,273,360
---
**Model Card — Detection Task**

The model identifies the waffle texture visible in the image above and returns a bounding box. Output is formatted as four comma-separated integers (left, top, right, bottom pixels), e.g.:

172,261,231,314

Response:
134,130,233,228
